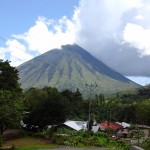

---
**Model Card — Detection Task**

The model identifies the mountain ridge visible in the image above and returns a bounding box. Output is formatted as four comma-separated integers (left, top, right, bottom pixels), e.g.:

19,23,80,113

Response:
18,44,140,96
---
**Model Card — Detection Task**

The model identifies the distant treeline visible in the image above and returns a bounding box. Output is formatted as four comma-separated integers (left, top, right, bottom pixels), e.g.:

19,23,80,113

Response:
22,85,150,129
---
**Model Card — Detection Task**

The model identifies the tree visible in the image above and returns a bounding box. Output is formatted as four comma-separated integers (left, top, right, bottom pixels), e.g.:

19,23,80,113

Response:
0,60,22,92
24,87,69,128
61,88,84,120
92,94,107,122
0,60,23,136
23,87,48,111
0,90,23,134
135,100,150,125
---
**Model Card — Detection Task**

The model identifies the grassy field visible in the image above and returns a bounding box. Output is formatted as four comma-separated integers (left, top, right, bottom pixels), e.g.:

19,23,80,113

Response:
3,137,60,150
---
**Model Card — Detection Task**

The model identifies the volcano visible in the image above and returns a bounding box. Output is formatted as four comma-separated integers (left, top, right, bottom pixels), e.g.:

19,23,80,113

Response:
18,44,140,96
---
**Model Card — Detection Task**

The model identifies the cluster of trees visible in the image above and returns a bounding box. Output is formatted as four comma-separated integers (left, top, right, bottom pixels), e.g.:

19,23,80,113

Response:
0,60,23,135
0,60,150,134
23,87,85,129
17,85,150,128
109,88,150,125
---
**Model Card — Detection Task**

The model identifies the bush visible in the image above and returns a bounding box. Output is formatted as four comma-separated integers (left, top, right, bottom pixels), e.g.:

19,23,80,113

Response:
41,128,51,138
64,138,78,147
56,128,77,136
51,129,130,149
115,140,130,150
51,134,70,145
78,131,91,138
141,138,150,150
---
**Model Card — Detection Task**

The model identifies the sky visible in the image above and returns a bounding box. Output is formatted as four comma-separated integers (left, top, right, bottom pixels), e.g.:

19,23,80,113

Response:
0,0,150,86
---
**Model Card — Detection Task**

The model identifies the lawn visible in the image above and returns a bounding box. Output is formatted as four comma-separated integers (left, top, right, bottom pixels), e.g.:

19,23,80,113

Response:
3,137,61,150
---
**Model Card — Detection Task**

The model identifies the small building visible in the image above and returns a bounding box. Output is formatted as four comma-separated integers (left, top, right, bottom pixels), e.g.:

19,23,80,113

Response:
55,120,87,131
116,122,130,128
54,120,100,133
99,121,123,131
64,120,87,131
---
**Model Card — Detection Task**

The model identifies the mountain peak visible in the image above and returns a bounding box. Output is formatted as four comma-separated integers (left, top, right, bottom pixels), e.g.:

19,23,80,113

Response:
18,44,140,96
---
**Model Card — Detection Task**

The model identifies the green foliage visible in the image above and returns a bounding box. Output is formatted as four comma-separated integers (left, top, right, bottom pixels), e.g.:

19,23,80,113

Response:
141,138,150,150
51,134,70,145
0,90,23,133
100,86,150,125
64,138,78,146
85,136,107,147
22,84,150,132
38,128,51,138
0,60,22,92
114,140,130,150
91,94,108,122
0,60,23,135
23,87,47,111
24,87,69,128
94,131,109,139
0,61,23,149
51,129,129,149
57,128,77,136
61,89,84,120
135,100,150,125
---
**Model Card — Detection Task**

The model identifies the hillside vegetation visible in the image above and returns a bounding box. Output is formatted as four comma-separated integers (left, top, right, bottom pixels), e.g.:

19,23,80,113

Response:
18,44,140,96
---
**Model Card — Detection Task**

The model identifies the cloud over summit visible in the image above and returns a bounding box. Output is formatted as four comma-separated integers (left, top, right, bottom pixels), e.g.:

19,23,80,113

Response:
75,0,150,78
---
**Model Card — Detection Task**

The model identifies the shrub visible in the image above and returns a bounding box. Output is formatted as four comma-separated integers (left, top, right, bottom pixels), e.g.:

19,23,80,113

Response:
51,134,69,145
115,140,130,150
56,128,76,136
41,128,51,138
141,138,150,150
64,138,78,146
79,131,91,138
51,129,130,149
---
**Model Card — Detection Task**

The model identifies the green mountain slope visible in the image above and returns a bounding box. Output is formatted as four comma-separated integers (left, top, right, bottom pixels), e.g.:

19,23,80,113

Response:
18,44,140,96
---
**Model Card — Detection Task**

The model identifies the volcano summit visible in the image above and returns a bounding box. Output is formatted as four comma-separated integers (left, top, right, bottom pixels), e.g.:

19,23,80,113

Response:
18,44,140,96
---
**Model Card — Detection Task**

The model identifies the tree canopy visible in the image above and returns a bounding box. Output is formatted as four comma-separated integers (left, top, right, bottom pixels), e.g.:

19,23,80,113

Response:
0,60,23,134
0,60,21,92
23,87,69,128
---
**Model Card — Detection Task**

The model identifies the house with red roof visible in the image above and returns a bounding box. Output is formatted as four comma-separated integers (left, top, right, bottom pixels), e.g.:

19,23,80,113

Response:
99,121,123,130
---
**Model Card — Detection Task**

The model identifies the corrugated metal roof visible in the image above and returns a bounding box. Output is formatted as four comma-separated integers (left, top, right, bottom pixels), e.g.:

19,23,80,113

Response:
116,122,130,128
59,120,102,132
64,121,82,131
75,121,87,130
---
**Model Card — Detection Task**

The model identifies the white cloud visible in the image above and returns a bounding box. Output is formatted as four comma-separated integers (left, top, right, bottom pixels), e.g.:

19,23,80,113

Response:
72,0,150,79
1,0,150,84
13,16,76,54
135,14,144,20
0,39,33,66
73,0,144,53
123,23,150,56
0,48,6,59
1,16,77,66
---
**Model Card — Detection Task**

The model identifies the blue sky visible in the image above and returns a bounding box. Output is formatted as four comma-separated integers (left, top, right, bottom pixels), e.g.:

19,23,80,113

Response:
0,0,77,37
1,0,150,86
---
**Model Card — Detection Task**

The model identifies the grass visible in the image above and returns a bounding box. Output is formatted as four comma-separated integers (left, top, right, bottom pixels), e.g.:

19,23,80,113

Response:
3,136,61,150
15,145,58,150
